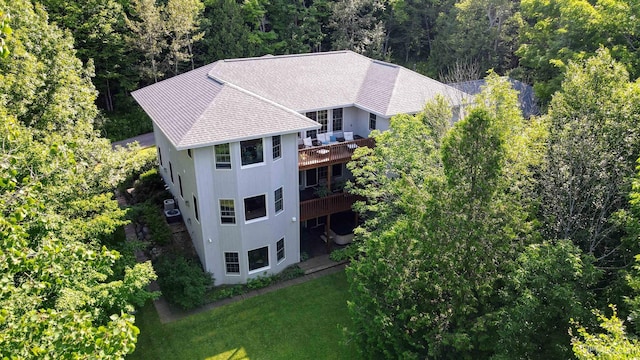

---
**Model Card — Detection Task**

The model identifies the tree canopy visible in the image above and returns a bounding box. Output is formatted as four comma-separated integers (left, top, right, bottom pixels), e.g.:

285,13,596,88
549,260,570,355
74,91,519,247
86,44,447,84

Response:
0,0,157,357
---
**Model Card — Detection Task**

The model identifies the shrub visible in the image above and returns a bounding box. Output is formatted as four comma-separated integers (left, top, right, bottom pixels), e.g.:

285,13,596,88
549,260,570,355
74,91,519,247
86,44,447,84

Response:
132,168,170,206
329,245,356,262
278,265,305,281
246,274,276,290
155,255,213,310
128,202,171,245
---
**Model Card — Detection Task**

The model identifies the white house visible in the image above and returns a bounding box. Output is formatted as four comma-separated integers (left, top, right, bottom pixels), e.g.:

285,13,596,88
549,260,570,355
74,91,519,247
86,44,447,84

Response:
132,50,469,285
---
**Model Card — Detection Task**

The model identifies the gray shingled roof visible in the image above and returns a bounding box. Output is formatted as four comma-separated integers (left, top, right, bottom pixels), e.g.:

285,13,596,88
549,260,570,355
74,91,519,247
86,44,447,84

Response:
209,51,470,116
132,65,319,150
133,51,470,149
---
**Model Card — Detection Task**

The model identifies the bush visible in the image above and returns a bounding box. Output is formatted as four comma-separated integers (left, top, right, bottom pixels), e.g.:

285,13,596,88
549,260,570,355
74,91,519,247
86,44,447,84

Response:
155,255,213,310
278,265,305,281
132,168,170,206
246,274,276,290
329,245,356,262
128,202,172,245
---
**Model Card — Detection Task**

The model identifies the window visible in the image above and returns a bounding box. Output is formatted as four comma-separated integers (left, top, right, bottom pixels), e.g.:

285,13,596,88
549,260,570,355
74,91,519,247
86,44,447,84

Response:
318,166,328,180
220,199,236,224
317,110,328,133
272,135,281,160
277,238,285,262
193,194,199,221
369,113,377,130
244,194,266,221
225,252,240,274
307,129,318,139
241,138,264,166
333,108,343,131
169,162,174,183
307,110,328,133
158,147,163,166
332,163,343,178
274,187,283,213
248,246,269,271
187,149,192,158
215,143,231,169
178,175,184,198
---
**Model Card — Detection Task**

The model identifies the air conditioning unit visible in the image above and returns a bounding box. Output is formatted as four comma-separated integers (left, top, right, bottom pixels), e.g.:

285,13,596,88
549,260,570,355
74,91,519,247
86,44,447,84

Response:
164,208,182,224
163,199,175,211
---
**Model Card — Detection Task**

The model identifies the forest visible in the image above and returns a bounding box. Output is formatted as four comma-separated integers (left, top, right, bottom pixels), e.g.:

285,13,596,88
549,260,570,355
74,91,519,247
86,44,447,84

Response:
1,0,640,358
29,0,640,141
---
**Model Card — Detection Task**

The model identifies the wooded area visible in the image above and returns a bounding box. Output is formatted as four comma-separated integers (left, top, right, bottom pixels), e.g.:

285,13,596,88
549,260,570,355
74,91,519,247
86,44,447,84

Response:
2,0,640,358
31,0,640,141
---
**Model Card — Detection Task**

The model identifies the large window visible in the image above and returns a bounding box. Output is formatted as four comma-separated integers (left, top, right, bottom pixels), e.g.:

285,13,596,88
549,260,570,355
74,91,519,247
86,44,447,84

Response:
274,187,283,213
225,252,240,274
369,113,377,130
241,138,264,166
178,175,184,198
306,110,328,134
272,135,281,160
220,199,236,224
169,162,174,183
244,194,266,221
215,143,231,169
333,108,343,131
277,238,285,262
248,246,269,271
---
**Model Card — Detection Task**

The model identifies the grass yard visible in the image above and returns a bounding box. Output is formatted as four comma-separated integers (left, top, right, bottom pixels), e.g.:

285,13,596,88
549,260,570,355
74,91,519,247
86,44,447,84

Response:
128,271,361,360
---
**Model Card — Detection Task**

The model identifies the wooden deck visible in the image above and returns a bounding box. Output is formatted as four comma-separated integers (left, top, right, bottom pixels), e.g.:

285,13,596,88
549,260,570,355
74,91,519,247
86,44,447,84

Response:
298,137,374,170
299,192,361,221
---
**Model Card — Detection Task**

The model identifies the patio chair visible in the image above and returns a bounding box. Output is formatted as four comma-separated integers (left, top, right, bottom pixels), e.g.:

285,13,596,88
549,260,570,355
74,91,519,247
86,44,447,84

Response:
344,132,354,141
303,137,313,147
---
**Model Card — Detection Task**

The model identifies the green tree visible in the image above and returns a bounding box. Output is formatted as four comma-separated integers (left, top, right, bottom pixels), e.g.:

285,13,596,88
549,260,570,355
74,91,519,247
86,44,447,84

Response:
126,0,166,83
329,0,387,58
165,0,205,74
0,0,157,357
493,240,600,359
195,0,254,62
517,0,640,103
571,306,640,360
38,0,133,112
347,103,534,357
538,49,640,270
430,0,522,76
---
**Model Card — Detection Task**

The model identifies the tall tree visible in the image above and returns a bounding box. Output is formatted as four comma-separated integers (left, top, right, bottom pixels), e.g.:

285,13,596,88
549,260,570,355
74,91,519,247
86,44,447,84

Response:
0,0,156,356
195,0,254,63
538,49,640,270
430,0,522,77
329,0,387,58
126,0,166,83
165,0,204,74
517,0,640,103
39,0,133,112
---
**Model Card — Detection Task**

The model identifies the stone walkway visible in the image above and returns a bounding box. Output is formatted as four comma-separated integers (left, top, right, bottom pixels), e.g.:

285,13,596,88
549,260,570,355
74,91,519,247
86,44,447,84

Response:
116,193,347,324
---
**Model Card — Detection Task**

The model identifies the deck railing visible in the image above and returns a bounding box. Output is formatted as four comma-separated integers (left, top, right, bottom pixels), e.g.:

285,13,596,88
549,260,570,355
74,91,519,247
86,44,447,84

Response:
298,137,374,170
299,192,361,221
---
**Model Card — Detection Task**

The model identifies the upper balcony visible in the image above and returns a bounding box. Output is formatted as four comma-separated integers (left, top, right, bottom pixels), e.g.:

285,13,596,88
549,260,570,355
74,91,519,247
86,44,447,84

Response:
298,137,375,171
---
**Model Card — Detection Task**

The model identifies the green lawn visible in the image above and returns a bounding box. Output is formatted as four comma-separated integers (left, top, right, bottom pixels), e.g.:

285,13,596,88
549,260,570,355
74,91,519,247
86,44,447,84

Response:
128,271,361,360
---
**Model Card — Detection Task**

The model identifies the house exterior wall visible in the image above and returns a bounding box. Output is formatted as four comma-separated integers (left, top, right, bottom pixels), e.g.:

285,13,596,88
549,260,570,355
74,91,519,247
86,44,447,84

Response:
153,124,208,269
187,133,301,285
